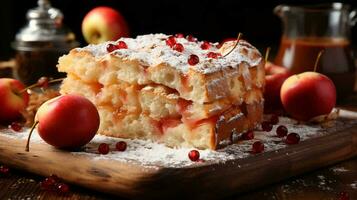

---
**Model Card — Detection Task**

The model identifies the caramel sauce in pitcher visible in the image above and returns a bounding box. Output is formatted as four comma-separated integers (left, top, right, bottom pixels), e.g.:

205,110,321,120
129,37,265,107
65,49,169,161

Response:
275,37,356,98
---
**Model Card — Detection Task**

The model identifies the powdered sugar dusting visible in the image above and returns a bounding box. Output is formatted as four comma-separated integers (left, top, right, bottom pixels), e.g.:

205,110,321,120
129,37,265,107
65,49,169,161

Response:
1,127,44,143
1,110,356,168
77,33,262,74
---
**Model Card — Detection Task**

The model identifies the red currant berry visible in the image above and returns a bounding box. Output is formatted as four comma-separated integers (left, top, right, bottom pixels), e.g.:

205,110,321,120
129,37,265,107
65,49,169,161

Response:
242,130,254,140
166,36,176,47
207,52,221,59
188,150,200,161
106,43,118,52
0,165,10,175
285,133,300,144
188,54,199,66
276,125,288,137
115,141,127,151
173,43,184,52
49,174,60,182
40,177,56,190
40,181,52,190
252,141,264,154
117,41,128,49
37,77,49,88
200,41,211,50
175,33,184,38
270,114,279,125
57,183,70,194
186,34,197,42
9,122,22,132
338,191,350,200
261,121,273,132
98,143,110,155
107,41,128,52
40,181,50,190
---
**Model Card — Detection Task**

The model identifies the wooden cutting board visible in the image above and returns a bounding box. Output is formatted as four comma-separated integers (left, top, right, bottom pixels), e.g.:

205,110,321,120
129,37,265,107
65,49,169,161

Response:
0,110,357,200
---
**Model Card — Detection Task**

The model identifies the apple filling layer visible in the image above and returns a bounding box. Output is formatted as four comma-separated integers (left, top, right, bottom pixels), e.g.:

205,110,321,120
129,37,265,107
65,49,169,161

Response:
61,73,263,149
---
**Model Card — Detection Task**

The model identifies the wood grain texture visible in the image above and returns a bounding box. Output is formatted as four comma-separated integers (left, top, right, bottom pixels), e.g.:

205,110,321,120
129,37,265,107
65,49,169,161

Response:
0,115,357,200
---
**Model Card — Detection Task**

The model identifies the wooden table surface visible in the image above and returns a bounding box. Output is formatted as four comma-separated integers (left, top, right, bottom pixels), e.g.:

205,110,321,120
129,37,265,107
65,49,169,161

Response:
0,157,356,200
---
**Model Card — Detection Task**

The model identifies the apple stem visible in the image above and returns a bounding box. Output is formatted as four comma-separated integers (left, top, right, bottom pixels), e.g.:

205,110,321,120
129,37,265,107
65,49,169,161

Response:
265,47,271,62
313,50,324,72
20,78,64,94
223,33,243,57
25,121,39,152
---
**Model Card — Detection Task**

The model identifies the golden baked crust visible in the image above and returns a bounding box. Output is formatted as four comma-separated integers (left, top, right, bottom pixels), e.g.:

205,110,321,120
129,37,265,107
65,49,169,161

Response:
58,33,265,149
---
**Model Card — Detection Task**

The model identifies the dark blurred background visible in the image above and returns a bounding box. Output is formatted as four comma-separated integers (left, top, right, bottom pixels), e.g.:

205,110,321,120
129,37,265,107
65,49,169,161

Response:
0,0,356,60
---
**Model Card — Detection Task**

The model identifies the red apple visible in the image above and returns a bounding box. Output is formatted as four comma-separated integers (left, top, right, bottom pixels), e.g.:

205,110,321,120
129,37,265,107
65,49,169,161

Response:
82,6,129,44
280,72,336,121
264,62,291,113
28,94,100,150
0,78,29,123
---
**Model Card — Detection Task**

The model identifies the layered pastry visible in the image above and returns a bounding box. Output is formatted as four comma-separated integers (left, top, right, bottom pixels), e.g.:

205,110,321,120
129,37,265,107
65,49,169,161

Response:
58,33,265,149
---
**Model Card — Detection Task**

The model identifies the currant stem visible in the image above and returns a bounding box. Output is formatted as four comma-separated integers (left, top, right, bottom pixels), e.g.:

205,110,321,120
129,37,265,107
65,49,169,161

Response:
49,78,65,84
265,47,271,62
223,33,243,57
25,121,39,152
313,50,324,72
20,78,64,94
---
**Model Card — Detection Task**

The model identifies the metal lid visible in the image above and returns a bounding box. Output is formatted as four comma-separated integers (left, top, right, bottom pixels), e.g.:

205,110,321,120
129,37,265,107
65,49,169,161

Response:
13,0,78,50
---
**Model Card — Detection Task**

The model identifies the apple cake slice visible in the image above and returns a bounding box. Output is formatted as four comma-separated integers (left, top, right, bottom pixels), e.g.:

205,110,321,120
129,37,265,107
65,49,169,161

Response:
58,33,265,149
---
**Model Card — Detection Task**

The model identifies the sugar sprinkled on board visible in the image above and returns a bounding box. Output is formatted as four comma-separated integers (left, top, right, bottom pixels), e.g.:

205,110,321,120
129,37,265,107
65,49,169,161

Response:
351,181,357,189
1,110,357,168
0,127,44,143
331,167,349,173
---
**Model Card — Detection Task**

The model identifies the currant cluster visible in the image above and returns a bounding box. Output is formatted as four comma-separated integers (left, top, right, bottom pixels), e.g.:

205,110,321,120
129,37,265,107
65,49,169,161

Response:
168,34,224,66
106,34,228,67
275,124,300,145
0,165,10,176
261,114,300,145
97,141,127,155
338,191,350,200
106,41,128,52
29,76,61,91
40,174,70,194
9,122,23,132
